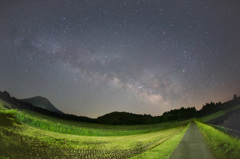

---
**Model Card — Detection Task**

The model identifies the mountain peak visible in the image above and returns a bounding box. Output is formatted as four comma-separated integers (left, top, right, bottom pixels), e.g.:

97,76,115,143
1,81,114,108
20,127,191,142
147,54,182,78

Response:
20,96,63,114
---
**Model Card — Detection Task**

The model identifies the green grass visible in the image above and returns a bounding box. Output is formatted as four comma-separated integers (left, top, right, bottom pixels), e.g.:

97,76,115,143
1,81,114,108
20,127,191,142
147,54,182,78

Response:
0,109,21,127
0,99,14,110
0,118,186,158
24,109,190,131
196,121,240,159
15,110,189,136
0,99,189,158
130,123,189,159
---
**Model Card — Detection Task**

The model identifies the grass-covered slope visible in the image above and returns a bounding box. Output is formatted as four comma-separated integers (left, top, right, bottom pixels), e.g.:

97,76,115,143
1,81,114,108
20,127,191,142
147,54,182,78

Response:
16,109,189,136
199,104,240,123
0,110,20,127
0,123,186,159
196,121,240,159
0,98,189,159
130,124,189,159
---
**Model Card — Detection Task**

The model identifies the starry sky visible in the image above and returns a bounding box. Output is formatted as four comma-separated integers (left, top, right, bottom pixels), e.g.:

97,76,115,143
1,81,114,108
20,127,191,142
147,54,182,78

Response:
1,0,240,118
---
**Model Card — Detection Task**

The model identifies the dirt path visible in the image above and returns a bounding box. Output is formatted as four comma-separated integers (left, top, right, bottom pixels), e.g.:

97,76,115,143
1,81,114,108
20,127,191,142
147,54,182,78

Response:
170,122,214,159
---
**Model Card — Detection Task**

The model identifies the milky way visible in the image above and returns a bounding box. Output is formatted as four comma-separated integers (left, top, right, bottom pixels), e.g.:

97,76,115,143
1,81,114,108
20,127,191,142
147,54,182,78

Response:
1,0,240,117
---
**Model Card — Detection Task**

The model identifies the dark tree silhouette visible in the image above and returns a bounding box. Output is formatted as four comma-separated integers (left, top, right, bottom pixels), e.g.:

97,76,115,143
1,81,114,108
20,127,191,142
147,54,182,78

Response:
233,94,238,100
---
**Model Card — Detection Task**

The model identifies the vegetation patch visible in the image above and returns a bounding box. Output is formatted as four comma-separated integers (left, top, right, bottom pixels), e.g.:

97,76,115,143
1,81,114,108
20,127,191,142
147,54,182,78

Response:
0,123,185,158
196,121,240,159
0,110,20,127
0,99,14,110
130,123,189,159
15,110,188,136
0,101,187,158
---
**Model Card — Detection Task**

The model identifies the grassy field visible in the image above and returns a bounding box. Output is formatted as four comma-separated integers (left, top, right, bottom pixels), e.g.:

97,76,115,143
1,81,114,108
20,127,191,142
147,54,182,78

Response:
15,110,189,136
196,121,240,159
130,124,189,159
0,99,188,158
0,123,186,158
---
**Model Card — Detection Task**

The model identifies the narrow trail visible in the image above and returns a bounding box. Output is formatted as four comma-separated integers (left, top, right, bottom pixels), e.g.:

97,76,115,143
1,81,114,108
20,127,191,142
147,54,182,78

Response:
170,122,214,159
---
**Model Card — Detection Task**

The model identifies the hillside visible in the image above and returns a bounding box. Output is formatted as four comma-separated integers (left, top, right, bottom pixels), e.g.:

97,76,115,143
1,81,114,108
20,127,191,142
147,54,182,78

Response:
21,96,63,114
97,111,153,125
207,106,240,132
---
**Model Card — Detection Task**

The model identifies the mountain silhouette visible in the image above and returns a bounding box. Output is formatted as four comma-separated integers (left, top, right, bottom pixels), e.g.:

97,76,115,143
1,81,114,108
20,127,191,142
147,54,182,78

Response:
21,96,63,114
97,111,153,125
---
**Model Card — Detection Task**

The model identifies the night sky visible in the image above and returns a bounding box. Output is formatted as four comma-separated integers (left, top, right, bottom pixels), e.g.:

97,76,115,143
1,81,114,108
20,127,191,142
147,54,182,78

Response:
1,0,240,117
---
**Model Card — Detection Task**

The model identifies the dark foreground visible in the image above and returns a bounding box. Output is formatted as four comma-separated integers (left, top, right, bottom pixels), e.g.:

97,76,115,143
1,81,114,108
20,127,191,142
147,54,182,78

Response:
208,107,240,134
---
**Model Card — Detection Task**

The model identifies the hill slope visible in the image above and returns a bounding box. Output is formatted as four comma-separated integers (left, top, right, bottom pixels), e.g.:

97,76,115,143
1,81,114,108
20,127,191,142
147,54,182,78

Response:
207,106,240,132
97,111,154,125
21,96,63,114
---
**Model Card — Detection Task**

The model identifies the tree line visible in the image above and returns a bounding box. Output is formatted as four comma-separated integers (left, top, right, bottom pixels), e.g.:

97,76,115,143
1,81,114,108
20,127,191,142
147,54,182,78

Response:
98,94,240,124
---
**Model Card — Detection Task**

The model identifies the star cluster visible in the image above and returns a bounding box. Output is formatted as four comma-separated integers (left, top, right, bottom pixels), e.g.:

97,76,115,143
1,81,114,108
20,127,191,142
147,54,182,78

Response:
1,0,240,117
